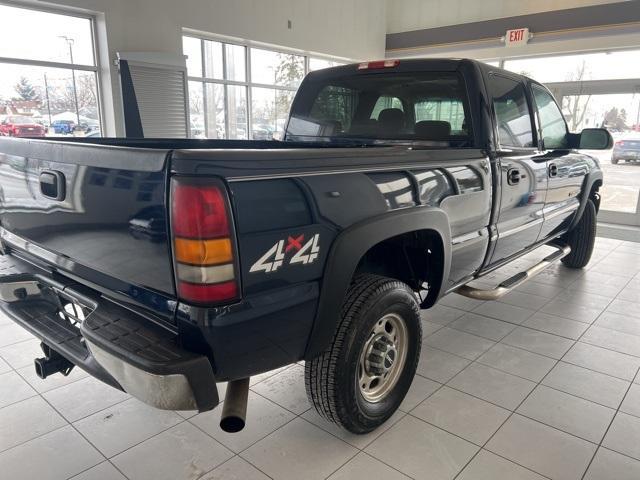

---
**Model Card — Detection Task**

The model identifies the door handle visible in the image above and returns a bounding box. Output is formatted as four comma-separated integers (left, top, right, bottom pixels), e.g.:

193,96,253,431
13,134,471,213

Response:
549,163,558,177
507,168,521,185
39,170,66,201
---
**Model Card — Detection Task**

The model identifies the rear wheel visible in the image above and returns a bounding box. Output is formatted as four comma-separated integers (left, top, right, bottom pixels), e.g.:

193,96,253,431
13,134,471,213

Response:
305,274,421,434
561,199,596,269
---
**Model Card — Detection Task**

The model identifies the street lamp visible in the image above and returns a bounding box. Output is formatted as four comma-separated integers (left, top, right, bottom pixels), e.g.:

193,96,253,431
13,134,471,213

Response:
58,35,80,127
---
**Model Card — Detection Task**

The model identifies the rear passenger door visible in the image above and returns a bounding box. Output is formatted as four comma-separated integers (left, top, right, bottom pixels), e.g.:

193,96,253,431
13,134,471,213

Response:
488,74,548,265
531,84,587,239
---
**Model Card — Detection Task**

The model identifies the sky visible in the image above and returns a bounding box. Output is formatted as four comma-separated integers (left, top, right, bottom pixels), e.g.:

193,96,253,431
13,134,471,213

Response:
0,4,94,99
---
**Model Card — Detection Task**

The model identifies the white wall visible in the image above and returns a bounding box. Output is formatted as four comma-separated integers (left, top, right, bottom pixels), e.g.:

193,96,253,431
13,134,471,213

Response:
18,0,387,135
386,0,622,33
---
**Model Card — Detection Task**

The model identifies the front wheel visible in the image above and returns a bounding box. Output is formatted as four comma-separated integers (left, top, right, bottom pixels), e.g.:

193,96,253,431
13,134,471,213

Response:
305,274,421,434
561,199,597,269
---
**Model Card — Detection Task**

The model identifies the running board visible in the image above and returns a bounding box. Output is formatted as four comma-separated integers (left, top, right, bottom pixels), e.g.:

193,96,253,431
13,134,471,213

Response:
456,244,571,301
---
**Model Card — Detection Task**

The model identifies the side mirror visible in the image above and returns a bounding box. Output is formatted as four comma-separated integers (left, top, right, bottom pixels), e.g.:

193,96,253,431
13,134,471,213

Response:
578,128,613,150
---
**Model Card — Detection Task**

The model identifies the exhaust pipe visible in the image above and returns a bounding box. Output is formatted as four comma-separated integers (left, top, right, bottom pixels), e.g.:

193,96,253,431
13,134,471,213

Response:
34,343,74,379
219,378,250,433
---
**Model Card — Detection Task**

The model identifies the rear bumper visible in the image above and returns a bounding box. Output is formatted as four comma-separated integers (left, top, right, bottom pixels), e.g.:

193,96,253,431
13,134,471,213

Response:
0,254,218,412
613,150,640,160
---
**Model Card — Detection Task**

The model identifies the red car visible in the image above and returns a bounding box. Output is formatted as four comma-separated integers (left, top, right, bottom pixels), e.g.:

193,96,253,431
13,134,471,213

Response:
0,116,46,137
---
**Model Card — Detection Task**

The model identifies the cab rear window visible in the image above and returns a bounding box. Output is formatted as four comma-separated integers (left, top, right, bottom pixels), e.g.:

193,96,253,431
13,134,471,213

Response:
287,71,473,147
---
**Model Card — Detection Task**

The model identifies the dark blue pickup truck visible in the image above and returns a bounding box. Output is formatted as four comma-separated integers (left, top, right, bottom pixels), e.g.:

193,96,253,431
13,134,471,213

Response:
0,59,611,434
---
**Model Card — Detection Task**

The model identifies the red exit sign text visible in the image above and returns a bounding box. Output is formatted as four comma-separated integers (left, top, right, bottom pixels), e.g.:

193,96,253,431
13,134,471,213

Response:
505,28,530,47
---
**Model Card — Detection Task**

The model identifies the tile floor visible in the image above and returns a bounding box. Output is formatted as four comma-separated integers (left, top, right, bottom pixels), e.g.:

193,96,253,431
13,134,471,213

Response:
1,236,640,480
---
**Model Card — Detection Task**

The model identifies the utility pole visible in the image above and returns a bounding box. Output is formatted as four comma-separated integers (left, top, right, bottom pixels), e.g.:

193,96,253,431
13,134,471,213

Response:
59,36,80,127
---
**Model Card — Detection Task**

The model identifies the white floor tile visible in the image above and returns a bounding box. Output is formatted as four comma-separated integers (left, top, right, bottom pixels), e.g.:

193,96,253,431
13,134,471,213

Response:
73,398,183,457
487,414,596,480
502,326,575,359
0,370,36,408
327,452,411,480
250,364,309,414
365,415,478,480
473,302,535,325
581,326,640,357
0,396,67,452
517,385,615,443
620,383,640,418
416,346,471,383
399,374,440,412
523,312,590,340
43,376,129,422
111,422,233,480
476,343,556,382
0,425,103,480
563,342,640,381
447,363,536,410
242,417,357,480
603,412,640,461
412,386,510,445
543,362,630,408
584,447,640,480
449,313,517,341
424,327,495,360
200,456,270,480
458,449,546,480
69,462,127,480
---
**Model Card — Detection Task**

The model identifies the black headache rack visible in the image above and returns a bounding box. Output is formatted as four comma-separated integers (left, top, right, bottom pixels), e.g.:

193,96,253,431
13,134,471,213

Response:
0,254,218,412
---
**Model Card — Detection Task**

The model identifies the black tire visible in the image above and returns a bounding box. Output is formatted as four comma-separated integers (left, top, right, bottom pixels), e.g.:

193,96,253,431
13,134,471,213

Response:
561,199,597,269
611,157,619,164
305,274,421,434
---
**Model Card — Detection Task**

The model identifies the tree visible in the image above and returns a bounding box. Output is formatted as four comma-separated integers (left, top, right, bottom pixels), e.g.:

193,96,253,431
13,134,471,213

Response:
14,76,40,101
603,107,628,130
274,54,303,87
274,54,303,118
49,74,97,117
561,60,592,131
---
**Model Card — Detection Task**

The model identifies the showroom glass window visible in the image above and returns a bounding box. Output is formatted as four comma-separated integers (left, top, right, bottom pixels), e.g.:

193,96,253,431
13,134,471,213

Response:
183,35,345,140
0,5,102,136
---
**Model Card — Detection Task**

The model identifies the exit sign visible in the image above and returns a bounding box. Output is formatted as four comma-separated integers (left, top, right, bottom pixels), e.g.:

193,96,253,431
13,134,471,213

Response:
505,28,530,47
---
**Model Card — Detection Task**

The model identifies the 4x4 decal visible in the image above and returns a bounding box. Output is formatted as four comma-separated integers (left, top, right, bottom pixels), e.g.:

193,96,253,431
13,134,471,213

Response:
250,234,320,274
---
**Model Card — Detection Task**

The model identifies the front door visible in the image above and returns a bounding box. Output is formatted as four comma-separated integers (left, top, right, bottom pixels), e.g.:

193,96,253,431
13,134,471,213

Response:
531,84,587,239
488,74,548,265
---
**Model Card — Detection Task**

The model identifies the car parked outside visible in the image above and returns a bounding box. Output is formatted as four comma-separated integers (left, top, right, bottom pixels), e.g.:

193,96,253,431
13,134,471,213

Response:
612,135,640,164
0,116,46,137
51,119,76,134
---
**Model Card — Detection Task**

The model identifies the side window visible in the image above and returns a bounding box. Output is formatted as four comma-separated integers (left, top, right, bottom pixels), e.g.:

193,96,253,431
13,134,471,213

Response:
532,86,569,150
489,75,534,148
370,96,403,120
415,99,467,133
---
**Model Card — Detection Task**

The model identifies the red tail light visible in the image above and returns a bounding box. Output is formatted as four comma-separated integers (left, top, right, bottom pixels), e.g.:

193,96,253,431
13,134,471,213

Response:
170,178,240,305
358,59,400,70
615,140,624,146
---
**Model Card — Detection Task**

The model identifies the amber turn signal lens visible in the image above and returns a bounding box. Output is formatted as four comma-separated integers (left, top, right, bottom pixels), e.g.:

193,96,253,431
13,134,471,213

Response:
174,237,233,266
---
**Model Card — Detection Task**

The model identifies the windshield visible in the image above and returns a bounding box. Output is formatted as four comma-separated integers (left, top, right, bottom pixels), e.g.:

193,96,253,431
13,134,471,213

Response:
286,71,473,147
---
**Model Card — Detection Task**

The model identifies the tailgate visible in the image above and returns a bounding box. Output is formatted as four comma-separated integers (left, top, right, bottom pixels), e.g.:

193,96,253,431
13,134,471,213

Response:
0,138,176,321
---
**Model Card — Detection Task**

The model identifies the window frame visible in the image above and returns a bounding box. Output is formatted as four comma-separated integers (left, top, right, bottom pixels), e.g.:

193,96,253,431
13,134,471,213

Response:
0,2,104,133
530,82,570,151
183,32,348,140
488,72,539,152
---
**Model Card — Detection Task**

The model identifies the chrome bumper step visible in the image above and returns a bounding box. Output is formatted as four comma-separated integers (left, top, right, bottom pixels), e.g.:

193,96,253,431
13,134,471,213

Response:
456,244,571,301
